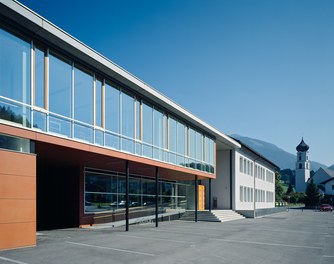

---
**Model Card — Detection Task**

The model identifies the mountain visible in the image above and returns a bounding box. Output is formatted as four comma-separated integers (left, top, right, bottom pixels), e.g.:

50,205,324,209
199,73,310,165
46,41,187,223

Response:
328,164,334,171
231,134,327,171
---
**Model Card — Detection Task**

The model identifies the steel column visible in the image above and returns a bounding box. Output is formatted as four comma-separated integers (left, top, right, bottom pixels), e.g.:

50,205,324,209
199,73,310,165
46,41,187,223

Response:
155,167,159,227
125,161,129,231
209,178,212,212
195,175,198,222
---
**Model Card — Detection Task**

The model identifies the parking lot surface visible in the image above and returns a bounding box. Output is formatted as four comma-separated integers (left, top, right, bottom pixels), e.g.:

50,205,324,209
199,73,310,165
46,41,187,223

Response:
1,209,333,264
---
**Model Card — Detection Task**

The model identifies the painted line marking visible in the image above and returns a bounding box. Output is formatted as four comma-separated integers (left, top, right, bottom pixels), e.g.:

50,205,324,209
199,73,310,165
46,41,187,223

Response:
0,256,29,264
115,234,193,244
66,241,154,257
323,255,334,258
150,228,215,237
209,238,322,250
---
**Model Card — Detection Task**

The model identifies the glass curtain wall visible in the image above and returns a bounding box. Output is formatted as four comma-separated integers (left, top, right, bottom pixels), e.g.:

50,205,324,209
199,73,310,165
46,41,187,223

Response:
0,26,215,174
121,91,134,153
84,170,192,214
105,82,120,149
74,66,94,142
0,27,31,127
49,53,72,137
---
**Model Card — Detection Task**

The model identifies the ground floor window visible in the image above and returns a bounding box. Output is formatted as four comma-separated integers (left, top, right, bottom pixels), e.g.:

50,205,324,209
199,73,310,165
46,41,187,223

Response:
0,133,31,153
84,169,194,214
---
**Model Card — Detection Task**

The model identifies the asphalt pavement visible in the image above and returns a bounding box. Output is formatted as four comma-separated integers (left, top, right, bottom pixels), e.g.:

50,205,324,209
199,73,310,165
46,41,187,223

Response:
0,209,333,264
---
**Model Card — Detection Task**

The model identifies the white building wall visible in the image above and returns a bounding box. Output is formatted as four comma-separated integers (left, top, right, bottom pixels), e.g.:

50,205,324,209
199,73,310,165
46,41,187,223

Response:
235,151,255,211
204,146,276,213
254,161,275,209
204,150,231,209
234,149,275,211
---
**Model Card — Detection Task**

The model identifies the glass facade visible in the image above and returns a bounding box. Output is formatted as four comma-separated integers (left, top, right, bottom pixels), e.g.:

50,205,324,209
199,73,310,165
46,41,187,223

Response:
0,26,215,174
84,170,193,213
0,27,31,127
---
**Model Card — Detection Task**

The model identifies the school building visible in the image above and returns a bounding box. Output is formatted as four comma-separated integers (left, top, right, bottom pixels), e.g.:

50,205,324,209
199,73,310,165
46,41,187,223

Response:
0,0,278,250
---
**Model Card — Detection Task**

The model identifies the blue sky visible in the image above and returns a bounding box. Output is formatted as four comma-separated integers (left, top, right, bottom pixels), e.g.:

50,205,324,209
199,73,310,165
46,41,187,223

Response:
19,0,334,166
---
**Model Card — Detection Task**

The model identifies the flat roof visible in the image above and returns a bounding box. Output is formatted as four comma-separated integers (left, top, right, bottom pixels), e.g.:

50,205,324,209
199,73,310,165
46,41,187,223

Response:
0,0,240,150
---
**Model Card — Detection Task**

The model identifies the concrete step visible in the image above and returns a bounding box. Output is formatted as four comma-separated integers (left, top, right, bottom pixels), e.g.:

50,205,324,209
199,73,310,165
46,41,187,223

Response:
180,210,245,223
179,211,220,222
211,210,245,222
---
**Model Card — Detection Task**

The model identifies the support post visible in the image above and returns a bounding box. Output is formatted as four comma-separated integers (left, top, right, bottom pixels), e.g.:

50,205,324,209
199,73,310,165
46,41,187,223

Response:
209,178,212,212
155,167,159,227
195,175,198,222
125,161,129,231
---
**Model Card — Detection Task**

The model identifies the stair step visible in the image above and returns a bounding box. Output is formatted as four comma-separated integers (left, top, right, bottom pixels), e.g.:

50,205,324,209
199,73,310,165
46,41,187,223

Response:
179,210,245,223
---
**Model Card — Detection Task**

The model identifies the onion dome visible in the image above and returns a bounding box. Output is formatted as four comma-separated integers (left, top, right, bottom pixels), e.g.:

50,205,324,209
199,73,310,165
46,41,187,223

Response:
296,138,309,152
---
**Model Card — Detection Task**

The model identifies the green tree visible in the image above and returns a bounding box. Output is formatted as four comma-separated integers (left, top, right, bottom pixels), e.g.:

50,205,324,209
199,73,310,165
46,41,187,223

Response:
275,171,284,202
286,183,294,196
304,179,321,208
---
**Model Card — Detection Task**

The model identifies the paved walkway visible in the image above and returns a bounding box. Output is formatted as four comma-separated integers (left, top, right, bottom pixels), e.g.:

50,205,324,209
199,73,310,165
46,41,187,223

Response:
0,209,333,264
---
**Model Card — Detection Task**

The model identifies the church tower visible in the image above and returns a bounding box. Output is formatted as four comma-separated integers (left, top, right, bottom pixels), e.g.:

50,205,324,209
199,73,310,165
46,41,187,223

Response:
295,138,310,193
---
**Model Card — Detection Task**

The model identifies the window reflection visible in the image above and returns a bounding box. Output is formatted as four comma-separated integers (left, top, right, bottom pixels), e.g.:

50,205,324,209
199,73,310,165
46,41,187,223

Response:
142,102,152,144
84,170,192,213
0,26,216,174
49,53,72,117
105,83,119,133
0,28,31,104
74,66,93,124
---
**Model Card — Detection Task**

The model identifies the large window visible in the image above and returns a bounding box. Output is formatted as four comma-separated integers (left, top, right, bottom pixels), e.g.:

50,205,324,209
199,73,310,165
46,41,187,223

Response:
49,53,72,118
121,91,134,153
74,66,93,124
142,102,153,157
73,66,94,142
169,117,177,163
105,82,120,149
105,82,120,133
0,28,31,104
0,28,31,127
177,121,185,165
84,170,191,213
153,108,163,160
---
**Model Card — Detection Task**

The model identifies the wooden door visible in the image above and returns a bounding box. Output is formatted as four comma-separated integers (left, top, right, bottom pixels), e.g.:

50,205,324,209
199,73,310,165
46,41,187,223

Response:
198,185,205,211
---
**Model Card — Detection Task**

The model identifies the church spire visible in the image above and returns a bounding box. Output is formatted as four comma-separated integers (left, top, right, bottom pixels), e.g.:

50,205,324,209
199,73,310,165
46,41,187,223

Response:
296,138,309,152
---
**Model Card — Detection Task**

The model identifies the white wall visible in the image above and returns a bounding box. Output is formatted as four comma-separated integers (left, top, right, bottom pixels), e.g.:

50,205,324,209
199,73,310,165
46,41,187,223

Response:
234,149,275,211
203,147,276,212
204,150,231,209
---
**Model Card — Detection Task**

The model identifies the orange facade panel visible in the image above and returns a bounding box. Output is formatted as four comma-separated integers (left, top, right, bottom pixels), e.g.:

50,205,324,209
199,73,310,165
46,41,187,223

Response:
0,222,36,250
0,149,36,250
0,174,36,200
0,150,36,177
0,199,36,223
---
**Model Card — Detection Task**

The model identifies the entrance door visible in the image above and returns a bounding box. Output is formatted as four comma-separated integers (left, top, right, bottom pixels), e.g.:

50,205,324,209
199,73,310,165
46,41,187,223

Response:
198,185,205,211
